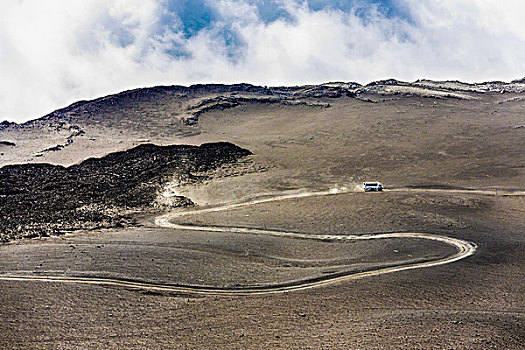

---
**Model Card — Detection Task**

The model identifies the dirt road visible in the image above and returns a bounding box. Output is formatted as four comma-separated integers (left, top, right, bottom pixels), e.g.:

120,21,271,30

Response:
0,187,480,295
387,187,525,196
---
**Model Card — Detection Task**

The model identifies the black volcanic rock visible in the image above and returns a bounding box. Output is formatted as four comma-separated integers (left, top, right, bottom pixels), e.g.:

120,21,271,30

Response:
0,121,17,131
365,79,404,86
0,142,251,241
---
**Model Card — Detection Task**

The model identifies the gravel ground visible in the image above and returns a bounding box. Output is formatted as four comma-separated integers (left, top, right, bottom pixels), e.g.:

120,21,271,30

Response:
0,81,524,349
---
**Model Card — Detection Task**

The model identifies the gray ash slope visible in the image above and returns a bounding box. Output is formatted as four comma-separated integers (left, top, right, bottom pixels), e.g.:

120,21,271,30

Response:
4,78,525,130
1,78,524,169
0,142,250,241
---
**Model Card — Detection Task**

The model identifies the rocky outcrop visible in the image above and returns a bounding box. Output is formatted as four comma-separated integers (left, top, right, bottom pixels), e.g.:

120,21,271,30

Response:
41,125,85,153
184,97,242,125
183,95,330,125
0,121,17,131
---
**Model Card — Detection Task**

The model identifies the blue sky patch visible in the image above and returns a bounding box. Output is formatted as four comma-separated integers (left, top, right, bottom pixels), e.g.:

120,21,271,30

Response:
307,0,412,21
255,0,294,24
165,0,218,38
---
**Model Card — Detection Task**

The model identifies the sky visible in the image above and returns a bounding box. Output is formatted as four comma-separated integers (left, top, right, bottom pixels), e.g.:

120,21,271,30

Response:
1,0,524,122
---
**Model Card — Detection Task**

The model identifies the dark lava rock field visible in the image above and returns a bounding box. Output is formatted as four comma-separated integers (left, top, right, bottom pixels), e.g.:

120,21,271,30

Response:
0,142,250,241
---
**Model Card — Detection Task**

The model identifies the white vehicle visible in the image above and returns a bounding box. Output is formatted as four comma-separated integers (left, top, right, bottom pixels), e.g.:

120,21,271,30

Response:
363,182,383,192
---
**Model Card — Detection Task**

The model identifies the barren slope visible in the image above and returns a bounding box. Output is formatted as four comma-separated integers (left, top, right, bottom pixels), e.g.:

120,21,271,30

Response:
0,79,524,349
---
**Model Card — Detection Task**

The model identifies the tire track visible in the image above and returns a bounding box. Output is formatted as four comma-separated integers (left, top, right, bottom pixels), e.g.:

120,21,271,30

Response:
1,187,480,295
386,187,525,196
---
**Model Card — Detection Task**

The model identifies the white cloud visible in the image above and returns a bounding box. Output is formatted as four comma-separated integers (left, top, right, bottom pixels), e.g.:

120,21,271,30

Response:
0,0,524,122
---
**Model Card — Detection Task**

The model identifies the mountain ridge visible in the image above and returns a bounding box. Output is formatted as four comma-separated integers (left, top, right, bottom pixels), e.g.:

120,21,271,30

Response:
2,77,525,127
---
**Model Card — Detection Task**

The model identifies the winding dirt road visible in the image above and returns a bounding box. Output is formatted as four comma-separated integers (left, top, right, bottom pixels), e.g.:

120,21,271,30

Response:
0,187,485,295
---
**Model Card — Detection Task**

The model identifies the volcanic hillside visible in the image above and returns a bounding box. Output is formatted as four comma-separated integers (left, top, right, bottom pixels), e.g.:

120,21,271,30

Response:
1,79,525,349
1,78,523,191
